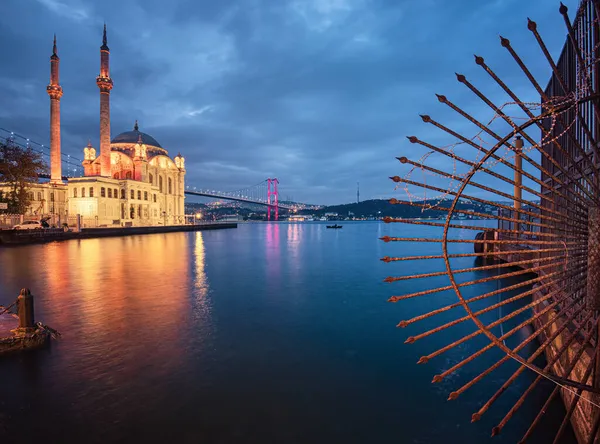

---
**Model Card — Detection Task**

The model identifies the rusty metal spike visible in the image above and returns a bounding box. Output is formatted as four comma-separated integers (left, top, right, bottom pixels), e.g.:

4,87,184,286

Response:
559,2,567,14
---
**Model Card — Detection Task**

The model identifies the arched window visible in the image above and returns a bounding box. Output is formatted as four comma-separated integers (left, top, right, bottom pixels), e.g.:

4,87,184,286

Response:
113,172,119,179
101,187,106,197
114,189,118,199
168,178,172,194
130,189,134,199
28,192,34,201
73,188,78,198
125,171,132,180
153,194,156,203
82,187,85,197
50,192,55,202
107,188,112,198
144,191,148,201
159,176,163,193
37,192,42,201
121,189,126,199
137,190,141,200
149,174,154,185
89,187,94,197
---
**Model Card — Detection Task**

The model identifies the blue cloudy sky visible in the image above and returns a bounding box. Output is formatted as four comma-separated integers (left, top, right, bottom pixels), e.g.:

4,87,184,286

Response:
0,0,580,204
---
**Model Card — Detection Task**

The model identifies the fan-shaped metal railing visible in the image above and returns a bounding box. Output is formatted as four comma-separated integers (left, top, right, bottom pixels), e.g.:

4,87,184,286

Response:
382,1,600,441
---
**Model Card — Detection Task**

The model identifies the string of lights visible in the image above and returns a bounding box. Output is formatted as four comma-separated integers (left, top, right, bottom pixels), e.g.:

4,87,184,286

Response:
0,127,84,176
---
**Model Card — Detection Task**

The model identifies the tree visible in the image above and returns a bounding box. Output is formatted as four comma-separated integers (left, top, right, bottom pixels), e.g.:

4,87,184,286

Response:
0,140,46,214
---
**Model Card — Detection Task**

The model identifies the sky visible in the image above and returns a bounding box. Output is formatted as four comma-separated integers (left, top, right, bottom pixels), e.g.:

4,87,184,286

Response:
0,0,581,205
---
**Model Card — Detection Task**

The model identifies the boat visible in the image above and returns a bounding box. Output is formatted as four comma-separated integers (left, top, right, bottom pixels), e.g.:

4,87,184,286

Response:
326,224,342,229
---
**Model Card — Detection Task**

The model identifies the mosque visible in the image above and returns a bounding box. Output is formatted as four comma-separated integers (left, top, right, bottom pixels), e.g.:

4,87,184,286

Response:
37,26,186,227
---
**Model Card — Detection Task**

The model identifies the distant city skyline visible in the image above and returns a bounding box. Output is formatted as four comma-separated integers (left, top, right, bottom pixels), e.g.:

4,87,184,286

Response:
0,0,579,205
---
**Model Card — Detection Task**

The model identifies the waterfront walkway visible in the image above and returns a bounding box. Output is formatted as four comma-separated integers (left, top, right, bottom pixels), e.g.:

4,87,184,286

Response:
0,222,237,245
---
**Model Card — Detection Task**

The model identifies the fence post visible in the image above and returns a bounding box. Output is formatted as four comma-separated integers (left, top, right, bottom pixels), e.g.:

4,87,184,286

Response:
16,288,35,332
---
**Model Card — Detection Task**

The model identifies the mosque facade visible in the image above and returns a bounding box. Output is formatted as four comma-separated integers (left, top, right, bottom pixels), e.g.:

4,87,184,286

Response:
26,26,187,227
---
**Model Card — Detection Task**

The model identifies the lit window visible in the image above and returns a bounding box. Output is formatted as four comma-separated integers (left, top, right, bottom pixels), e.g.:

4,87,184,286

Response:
101,187,106,197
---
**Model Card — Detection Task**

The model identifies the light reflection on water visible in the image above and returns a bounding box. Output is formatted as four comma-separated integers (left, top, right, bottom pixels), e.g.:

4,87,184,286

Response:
0,222,575,443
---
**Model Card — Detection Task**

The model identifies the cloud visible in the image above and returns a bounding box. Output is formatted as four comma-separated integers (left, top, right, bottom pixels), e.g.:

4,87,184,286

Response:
0,0,582,205
186,106,215,118
36,0,89,21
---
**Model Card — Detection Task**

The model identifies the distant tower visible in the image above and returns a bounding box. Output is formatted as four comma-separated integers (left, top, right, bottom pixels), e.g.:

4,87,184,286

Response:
357,181,360,203
96,24,113,177
46,34,63,184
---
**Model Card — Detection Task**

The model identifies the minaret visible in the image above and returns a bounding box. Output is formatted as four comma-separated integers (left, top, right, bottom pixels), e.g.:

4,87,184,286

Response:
46,34,63,184
96,24,113,177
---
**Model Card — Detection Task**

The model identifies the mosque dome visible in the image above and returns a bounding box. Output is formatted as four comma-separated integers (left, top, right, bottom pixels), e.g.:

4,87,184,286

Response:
111,121,162,148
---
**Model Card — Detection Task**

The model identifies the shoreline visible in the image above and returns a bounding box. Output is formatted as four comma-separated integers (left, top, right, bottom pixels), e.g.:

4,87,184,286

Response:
0,222,237,246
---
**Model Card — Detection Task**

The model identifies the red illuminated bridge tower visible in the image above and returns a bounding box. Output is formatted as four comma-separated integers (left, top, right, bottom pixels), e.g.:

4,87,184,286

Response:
267,178,279,221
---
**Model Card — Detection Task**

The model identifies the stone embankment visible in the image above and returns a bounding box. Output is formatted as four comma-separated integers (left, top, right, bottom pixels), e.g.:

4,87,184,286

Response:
0,223,237,245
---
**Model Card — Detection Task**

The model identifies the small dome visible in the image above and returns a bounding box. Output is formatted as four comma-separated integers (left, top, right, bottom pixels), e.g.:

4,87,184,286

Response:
111,121,162,148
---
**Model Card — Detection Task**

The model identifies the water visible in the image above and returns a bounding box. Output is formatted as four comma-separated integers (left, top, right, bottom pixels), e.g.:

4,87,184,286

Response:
0,222,574,443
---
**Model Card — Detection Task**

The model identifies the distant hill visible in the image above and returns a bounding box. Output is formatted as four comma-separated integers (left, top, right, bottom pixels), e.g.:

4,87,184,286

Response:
300,198,496,218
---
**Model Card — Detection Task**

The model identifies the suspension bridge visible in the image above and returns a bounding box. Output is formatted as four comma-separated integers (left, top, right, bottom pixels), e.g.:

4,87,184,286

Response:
185,179,291,220
1,128,308,220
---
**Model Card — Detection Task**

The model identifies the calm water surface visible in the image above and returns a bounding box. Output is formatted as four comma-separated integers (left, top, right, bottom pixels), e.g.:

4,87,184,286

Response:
0,222,575,443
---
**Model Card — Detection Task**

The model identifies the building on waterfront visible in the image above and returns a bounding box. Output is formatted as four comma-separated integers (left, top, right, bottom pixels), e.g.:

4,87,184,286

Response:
69,119,186,226
2,26,186,227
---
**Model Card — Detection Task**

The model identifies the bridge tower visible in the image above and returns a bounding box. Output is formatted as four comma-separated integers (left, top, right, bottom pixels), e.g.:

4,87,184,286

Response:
267,178,279,221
